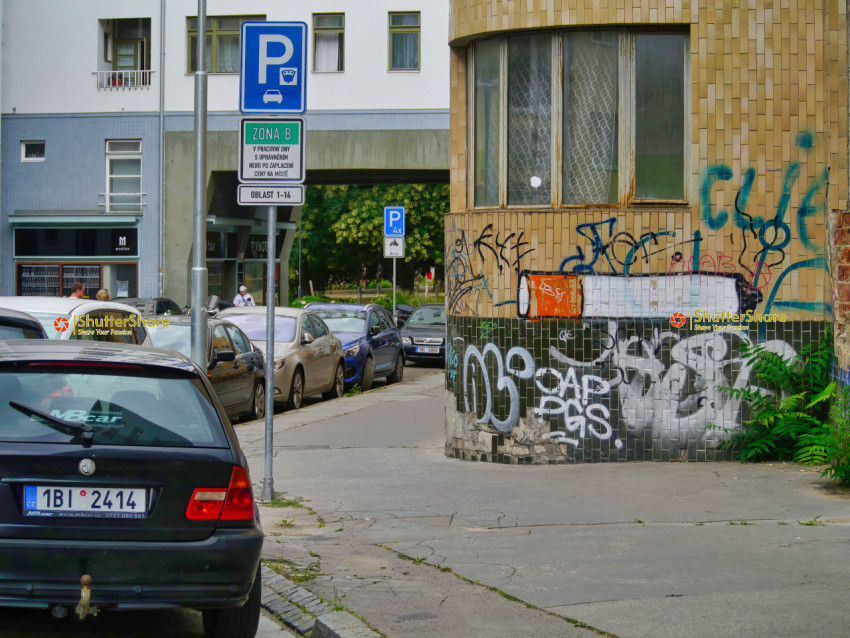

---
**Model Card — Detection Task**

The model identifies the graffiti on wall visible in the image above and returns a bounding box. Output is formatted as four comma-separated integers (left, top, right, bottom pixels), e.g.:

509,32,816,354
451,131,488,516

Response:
458,322,796,450
446,221,536,316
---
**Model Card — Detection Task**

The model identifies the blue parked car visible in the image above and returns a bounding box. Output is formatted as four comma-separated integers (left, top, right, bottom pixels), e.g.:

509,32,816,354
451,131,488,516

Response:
306,303,404,390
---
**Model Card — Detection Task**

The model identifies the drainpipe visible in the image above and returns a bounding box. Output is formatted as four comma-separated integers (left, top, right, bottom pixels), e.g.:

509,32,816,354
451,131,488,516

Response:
158,0,166,296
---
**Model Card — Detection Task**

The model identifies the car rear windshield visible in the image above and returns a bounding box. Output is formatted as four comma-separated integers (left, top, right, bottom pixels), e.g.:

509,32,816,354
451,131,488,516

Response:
224,315,296,342
0,324,43,339
312,310,366,334
0,367,228,448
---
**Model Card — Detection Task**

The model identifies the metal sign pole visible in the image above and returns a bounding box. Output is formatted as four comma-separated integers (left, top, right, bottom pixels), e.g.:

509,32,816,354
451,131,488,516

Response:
190,0,208,369
262,205,276,502
393,257,397,318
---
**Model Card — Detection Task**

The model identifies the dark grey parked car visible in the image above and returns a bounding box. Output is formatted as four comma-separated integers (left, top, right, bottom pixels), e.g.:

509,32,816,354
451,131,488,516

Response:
146,316,267,423
400,303,446,365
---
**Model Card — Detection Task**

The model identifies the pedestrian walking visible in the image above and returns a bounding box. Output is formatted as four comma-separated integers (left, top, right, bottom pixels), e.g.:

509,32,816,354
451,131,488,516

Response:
68,282,85,298
96,288,111,301
233,285,256,307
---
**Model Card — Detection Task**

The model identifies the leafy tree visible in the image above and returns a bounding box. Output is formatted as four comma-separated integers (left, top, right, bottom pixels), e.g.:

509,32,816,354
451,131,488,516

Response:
291,183,447,293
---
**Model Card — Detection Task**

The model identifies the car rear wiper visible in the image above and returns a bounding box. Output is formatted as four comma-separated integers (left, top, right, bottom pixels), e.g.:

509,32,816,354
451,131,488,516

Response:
9,400,94,447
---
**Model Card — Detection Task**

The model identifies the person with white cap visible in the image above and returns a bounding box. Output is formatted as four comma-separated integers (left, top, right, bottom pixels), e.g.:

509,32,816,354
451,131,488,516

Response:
233,285,256,307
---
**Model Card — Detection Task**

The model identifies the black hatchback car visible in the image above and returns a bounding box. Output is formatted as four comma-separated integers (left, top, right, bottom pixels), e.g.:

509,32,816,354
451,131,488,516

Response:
0,340,263,638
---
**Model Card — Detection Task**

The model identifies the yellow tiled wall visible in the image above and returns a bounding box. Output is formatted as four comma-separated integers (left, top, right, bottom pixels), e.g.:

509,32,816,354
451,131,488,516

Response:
447,0,847,321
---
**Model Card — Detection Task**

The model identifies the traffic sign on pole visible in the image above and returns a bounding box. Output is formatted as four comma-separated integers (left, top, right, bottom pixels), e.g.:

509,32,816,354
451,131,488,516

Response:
384,236,405,258
239,118,305,183
240,22,307,114
237,185,304,206
384,206,405,236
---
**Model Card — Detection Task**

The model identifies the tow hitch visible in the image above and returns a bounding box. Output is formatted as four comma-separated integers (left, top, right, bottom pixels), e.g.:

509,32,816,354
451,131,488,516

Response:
75,574,98,620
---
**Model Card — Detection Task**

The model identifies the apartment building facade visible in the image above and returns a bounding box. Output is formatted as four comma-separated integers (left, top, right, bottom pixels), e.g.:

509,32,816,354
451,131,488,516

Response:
0,0,449,303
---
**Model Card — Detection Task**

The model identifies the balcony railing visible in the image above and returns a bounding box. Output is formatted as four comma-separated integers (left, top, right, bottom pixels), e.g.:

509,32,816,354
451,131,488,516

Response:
95,70,153,90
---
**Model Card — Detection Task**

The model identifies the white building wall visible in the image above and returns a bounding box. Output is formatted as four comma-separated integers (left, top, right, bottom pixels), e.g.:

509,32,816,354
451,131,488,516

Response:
2,0,449,116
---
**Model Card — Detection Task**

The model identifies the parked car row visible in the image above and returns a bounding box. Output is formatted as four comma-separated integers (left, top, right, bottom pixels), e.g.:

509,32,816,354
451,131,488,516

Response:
0,297,446,635
0,297,447,421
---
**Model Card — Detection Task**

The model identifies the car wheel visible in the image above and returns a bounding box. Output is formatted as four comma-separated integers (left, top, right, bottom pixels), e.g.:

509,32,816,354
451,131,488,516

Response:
287,369,304,410
250,381,265,420
387,352,404,384
202,564,261,638
323,361,345,400
360,357,375,391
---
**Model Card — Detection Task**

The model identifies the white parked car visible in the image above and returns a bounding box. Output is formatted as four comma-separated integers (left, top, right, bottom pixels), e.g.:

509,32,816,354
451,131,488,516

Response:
0,297,153,346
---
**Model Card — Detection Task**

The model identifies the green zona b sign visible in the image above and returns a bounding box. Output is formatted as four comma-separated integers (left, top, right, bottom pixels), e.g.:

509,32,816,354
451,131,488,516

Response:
238,117,305,183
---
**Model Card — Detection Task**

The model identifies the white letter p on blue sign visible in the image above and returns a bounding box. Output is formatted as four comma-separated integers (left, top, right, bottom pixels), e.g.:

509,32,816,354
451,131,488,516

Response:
384,207,405,236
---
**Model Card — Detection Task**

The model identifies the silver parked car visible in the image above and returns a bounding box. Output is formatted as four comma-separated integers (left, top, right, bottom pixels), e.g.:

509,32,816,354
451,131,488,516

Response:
217,306,344,410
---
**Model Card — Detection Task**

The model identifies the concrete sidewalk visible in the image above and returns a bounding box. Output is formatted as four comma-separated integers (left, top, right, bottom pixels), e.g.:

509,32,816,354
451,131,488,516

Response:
237,372,850,638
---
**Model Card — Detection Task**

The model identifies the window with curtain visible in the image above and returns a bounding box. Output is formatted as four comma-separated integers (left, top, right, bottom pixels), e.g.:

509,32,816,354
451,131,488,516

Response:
389,12,420,71
187,15,264,73
507,34,551,206
106,140,142,213
313,14,344,72
471,30,687,208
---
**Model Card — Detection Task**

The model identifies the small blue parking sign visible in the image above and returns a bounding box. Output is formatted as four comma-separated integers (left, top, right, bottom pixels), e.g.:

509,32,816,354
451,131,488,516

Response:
240,22,306,114
384,207,405,236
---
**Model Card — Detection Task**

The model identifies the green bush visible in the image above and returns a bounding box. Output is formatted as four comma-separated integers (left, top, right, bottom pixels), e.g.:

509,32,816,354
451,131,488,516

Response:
819,385,850,485
715,328,836,464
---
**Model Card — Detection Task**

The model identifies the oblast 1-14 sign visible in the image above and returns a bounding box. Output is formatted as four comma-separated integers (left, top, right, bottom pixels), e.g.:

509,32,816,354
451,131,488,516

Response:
239,118,305,183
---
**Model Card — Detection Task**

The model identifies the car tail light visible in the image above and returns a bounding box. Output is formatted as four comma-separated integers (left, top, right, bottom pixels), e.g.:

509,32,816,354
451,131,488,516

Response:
220,466,255,520
186,466,255,521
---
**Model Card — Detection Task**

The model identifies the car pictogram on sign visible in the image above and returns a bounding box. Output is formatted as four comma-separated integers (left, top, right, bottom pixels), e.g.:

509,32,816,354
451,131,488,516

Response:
669,312,686,328
54,316,70,333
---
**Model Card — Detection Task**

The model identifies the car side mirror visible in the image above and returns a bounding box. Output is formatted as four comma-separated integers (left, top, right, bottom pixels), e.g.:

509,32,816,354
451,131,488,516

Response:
208,349,236,370
301,332,315,345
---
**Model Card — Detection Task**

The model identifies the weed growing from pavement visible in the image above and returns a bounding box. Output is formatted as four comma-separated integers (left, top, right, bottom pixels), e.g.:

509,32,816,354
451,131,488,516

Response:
264,557,321,583
797,515,824,526
729,521,753,525
345,384,363,397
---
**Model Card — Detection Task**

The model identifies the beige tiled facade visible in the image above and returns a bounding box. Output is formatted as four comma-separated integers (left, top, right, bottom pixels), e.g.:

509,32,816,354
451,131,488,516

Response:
444,1,848,463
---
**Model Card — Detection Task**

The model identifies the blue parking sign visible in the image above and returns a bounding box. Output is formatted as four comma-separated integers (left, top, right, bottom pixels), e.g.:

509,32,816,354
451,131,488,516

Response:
384,207,405,236
240,22,307,114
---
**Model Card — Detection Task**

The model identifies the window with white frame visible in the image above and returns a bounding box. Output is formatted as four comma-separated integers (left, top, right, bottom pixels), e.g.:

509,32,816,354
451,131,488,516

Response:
21,141,46,162
313,13,344,72
106,140,142,213
187,15,264,73
470,30,687,208
389,12,420,71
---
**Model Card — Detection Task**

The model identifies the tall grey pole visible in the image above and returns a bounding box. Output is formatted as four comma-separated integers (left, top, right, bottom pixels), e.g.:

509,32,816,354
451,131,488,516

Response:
392,257,397,317
190,0,208,369
261,205,276,502
297,222,302,299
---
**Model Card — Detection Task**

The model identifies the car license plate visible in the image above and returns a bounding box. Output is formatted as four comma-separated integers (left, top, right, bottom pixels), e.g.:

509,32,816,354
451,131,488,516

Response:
416,346,440,354
24,486,147,519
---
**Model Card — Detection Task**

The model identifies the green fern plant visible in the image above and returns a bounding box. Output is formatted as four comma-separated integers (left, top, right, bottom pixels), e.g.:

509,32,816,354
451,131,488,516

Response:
819,385,850,485
716,328,835,464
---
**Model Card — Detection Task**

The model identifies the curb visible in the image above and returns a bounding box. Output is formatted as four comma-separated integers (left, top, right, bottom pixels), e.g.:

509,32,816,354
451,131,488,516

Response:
261,565,382,638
